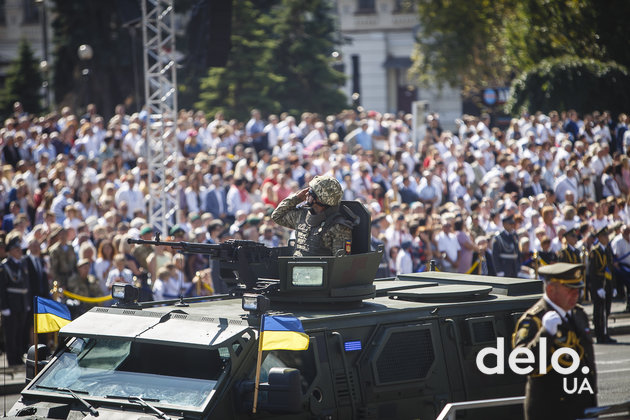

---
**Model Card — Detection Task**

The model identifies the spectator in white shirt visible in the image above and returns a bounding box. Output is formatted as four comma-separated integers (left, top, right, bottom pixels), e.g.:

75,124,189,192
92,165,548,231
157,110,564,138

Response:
115,175,145,219
105,254,134,290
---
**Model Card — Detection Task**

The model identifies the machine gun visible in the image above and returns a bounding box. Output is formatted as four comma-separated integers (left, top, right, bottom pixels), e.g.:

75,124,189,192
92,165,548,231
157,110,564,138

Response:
127,234,282,294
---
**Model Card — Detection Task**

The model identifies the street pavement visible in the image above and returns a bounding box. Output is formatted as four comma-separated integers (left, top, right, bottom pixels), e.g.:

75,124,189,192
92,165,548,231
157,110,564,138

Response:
594,333,630,406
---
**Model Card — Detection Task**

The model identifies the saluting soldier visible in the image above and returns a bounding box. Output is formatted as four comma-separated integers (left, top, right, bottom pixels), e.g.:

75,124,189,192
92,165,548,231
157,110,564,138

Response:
272,176,354,257
492,215,521,277
557,227,582,264
513,263,596,420
588,226,616,343
48,225,77,289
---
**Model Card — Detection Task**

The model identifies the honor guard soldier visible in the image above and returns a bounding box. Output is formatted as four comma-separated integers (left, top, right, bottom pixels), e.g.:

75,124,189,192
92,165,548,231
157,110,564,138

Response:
492,215,521,277
272,176,354,257
588,226,616,343
557,227,582,264
0,235,30,365
512,263,596,420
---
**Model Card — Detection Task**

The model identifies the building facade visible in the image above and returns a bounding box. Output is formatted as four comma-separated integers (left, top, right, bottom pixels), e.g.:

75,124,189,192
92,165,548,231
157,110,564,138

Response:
336,0,461,129
0,0,50,76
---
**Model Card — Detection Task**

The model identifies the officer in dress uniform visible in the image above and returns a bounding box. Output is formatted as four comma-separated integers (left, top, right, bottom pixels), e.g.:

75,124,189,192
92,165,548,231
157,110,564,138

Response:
557,227,582,263
272,176,355,257
0,235,30,365
513,263,596,420
588,226,617,343
492,215,521,277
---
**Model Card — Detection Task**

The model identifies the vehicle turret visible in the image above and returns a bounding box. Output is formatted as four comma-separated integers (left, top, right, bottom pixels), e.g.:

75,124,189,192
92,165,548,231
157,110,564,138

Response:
127,200,383,308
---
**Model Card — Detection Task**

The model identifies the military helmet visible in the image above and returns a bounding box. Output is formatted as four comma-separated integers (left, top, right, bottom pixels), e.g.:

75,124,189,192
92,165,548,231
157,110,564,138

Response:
309,176,343,207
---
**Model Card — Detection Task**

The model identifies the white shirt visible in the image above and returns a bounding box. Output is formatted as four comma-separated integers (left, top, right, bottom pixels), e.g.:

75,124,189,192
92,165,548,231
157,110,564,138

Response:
436,231,461,264
396,248,413,275
115,185,145,219
543,294,567,320
612,235,630,265
105,267,134,289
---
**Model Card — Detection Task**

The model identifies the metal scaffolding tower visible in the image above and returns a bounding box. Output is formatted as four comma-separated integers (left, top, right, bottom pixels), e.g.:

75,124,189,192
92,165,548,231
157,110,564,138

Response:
141,0,179,236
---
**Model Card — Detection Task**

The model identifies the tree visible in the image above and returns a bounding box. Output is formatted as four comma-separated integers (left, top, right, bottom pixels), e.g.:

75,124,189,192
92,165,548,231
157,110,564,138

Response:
50,0,143,118
505,57,630,116
504,0,601,70
410,0,630,105
195,0,283,121
409,0,514,96
0,39,43,118
265,0,347,117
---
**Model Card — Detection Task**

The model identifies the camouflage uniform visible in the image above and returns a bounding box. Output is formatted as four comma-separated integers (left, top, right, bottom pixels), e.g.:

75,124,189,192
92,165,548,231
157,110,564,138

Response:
272,176,353,257
48,242,77,289
132,245,153,271
67,272,102,298
66,272,102,316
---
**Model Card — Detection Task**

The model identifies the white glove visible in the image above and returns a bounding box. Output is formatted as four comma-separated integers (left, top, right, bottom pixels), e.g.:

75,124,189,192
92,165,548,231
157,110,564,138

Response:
542,311,563,335
496,271,505,277
613,288,618,298
1,308,10,317
597,288,606,299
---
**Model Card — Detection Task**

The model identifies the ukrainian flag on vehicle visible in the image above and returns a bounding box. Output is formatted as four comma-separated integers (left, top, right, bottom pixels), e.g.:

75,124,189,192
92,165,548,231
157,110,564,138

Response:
35,296,72,333
260,315,309,351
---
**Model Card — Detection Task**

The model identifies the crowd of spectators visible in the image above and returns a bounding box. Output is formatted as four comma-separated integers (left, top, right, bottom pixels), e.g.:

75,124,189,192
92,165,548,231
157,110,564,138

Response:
2,99,630,364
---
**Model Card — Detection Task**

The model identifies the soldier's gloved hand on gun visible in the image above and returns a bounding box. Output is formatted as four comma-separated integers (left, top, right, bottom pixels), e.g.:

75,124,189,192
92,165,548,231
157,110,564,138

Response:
1,308,10,317
597,288,606,299
542,311,563,335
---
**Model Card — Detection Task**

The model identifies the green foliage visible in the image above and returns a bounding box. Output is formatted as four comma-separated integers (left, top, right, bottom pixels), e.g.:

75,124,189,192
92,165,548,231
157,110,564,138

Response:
51,0,142,117
411,0,630,105
505,0,601,70
505,57,630,115
193,0,347,119
265,0,347,116
410,0,513,95
195,0,284,121
0,39,43,118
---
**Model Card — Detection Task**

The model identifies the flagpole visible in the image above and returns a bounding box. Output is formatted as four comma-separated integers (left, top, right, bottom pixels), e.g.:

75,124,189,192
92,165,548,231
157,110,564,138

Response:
33,297,38,376
252,314,266,414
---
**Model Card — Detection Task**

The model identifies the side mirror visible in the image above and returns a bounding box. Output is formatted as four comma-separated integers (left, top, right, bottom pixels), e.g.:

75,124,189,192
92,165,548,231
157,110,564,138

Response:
26,344,49,383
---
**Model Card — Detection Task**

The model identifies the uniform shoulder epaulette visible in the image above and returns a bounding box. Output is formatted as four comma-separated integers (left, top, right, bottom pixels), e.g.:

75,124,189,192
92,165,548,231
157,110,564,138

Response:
525,299,546,317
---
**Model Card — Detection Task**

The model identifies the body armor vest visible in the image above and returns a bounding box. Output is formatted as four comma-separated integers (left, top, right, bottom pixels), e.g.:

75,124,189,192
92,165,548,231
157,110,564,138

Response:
294,207,346,256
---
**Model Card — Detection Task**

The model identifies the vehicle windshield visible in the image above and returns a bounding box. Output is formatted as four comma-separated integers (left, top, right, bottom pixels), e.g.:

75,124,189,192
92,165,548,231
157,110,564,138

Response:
30,337,231,409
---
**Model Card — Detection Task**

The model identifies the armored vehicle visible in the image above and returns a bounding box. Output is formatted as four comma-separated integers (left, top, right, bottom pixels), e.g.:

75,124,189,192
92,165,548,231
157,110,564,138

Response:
8,202,542,419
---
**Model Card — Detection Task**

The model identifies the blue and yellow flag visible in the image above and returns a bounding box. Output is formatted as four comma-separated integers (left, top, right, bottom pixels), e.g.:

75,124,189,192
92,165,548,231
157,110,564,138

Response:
35,296,71,333
260,315,309,351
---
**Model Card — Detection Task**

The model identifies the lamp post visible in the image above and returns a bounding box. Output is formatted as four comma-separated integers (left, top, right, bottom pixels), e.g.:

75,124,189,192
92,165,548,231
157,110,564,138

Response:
77,44,93,110
35,0,51,110
39,60,49,110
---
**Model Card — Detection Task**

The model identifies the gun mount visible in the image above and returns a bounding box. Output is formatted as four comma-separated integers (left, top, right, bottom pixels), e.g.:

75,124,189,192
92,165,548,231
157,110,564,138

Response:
127,237,286,294
128,201,383,305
